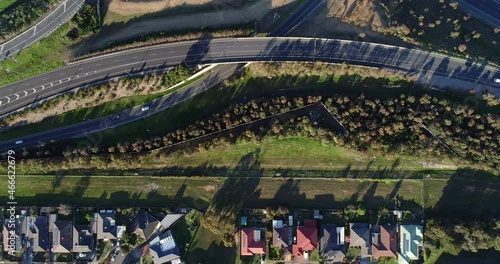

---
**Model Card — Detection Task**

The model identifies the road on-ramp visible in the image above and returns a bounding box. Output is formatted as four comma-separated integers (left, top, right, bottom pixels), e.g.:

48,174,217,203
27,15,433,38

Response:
0,0,85,61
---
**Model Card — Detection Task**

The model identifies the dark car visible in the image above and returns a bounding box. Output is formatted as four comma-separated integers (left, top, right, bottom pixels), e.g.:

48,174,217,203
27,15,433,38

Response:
111,114,120,120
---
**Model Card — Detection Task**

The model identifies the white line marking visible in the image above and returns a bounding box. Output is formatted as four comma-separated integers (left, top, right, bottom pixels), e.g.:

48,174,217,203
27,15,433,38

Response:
14,94,19,100
32,88,37,92
22,91,28,96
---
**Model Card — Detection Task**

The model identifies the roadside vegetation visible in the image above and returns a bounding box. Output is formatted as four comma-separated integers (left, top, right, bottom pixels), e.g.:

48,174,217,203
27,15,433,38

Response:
0,0,57,41
14,62,500,171
0,65,198,140
378,0,500,63
0,3,99,86
0,62,415,139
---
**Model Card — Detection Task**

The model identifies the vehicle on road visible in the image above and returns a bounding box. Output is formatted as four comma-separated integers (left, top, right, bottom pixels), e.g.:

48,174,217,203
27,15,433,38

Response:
141,106,150,112
15,140,23,144
494,78,500,83
111,114,120,120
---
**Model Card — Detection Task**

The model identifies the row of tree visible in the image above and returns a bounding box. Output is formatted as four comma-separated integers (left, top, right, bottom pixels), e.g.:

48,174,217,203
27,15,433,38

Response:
425,218,500,256
17,93,500,170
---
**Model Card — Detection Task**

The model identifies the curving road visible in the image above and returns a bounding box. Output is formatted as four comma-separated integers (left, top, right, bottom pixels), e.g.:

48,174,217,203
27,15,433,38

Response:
0,0,85,61
1,37,499,118
0,64,242,152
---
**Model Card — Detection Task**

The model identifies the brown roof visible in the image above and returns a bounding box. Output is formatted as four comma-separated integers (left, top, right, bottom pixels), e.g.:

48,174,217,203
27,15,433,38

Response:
272,227,292,257
372,225,397,259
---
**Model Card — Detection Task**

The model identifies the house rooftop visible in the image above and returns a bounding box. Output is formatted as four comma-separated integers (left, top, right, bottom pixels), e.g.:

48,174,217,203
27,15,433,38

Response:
241,228,266,256
149,230,181,264
97,209,117,240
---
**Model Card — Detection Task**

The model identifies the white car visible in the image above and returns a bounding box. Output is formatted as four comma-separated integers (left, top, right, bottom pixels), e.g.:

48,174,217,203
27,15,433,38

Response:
141,106,150,111
494,78,500,83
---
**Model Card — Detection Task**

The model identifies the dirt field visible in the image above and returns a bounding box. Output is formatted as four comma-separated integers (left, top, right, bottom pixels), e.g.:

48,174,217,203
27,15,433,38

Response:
85,0,294,52
105,0,236,16
292,0,409,46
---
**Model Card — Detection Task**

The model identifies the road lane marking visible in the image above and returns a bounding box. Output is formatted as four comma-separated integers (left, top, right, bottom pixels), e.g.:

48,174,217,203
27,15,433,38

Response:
14,94,19,100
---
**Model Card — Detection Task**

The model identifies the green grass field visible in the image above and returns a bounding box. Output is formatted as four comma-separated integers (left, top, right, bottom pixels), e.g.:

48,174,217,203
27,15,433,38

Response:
0,0,18,12
143,136,457,174
186,224,237,264
0,24,71,86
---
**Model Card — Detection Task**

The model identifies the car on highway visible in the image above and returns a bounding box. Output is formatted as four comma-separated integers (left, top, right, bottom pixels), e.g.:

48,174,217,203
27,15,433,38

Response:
15,140,23,145
111,114,120,120
141,106,150,112
494,78,500,83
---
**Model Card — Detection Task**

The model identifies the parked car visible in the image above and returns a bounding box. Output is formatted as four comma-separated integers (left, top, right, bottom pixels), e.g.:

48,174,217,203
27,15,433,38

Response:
494,78,500,83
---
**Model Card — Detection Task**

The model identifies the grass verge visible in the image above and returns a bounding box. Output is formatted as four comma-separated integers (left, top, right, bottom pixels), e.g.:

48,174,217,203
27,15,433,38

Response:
0,0,17,12
0,23,70,86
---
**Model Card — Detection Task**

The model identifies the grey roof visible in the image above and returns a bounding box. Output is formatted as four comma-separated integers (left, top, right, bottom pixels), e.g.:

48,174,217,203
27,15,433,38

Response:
272,226,292,256
349,223,371,255
73,225,94,253
52,221,73,253
149,230,181,264
160,214,184,230
130,209,160,240
31,216,49,252
97,209,117,240
320,224,345,263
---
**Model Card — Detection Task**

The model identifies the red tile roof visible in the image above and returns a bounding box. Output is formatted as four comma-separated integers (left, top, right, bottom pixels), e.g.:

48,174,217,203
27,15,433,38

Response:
372,225,397,259
293,220,318,257
241,228,266,256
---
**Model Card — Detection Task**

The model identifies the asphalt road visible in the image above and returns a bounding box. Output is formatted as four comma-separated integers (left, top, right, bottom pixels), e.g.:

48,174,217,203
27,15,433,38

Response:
268,0,325,37
0,0,85,61
0,64,242,152
457,0,500,28
1,37,499,118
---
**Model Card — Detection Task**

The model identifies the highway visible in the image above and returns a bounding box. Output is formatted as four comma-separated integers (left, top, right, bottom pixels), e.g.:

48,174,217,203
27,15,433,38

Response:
457,0,500,28
268,0,325,37
0,64,243,152
0,0,85,61
1,37,499,118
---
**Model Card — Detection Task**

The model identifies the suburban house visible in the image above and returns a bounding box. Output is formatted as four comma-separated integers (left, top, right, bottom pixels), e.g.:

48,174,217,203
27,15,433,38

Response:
28,216,49,252
148,230,181,264
130,209,161,241
293,220,318,261
73,225,95,258
398,225,423,264
349,223,371,257
272,220,293,261
320,224,346,263
371,225,397,260
52,221,73,253
97,209,117,240
2,218,23,252
241,227,266,257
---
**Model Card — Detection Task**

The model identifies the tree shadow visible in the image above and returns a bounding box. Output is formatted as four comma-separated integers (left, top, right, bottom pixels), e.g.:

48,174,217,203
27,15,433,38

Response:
429,168,500,220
